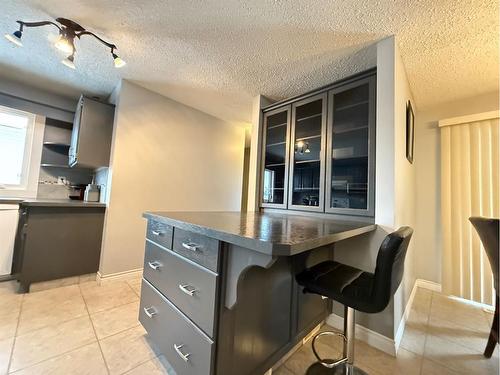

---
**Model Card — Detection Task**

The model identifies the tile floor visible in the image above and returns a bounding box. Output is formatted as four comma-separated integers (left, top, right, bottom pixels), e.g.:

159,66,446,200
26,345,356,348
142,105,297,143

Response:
0,278,497,375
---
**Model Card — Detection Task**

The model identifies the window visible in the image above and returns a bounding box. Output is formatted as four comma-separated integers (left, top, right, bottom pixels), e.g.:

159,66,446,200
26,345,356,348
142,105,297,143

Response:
0,105,37,191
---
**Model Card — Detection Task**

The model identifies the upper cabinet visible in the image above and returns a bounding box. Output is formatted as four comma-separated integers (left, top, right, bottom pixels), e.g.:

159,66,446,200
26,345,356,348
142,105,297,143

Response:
326,75,376,216
288,93,327,212
69,96,115,169
261,107,291,208
260,70,376,218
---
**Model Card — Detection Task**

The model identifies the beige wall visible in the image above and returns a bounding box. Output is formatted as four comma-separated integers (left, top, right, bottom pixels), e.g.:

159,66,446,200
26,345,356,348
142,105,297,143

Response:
414,91,500,284
99,80,246,276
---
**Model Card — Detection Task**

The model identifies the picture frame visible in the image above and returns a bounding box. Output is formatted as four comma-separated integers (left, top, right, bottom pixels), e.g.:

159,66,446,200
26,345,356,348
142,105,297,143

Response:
406,100,414,163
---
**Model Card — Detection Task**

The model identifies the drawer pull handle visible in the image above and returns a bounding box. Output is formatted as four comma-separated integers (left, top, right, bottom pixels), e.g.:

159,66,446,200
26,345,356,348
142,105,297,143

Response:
182,242,200,251
151,230,163,236
174,344,191,362
143,306,157,318
148,261,162,270
179,284,197,296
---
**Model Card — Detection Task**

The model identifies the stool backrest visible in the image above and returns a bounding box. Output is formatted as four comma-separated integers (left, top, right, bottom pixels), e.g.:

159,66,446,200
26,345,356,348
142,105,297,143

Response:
372,227,413,312
469,217,499,293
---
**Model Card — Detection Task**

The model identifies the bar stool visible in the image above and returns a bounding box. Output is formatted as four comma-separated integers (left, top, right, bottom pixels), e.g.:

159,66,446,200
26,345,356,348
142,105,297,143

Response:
296,227,413,374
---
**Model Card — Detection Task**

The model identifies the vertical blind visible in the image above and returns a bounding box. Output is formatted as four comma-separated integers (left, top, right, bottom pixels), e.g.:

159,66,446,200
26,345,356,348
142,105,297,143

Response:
441,112,499,306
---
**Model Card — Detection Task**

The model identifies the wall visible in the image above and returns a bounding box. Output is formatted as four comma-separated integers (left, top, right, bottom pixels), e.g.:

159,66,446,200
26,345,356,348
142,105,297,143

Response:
99,80,246,276
414,91,500,284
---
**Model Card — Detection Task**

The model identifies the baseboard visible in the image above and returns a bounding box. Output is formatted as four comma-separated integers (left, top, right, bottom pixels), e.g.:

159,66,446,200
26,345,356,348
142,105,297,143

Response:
325,313,396,357
415,279,442,293
394,280,419,353
97,268,143,283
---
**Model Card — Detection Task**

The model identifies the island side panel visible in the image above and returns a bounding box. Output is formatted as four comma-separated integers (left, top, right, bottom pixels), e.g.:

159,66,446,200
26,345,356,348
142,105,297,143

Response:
216,243,333,375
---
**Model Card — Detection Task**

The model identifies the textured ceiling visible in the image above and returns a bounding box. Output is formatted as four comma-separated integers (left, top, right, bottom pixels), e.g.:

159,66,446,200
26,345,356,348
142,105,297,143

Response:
0,0,498,123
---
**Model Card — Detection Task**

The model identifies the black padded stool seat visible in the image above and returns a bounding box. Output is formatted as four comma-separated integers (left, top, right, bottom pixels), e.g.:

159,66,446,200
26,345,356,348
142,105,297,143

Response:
296,226,414,374
297,227,413,314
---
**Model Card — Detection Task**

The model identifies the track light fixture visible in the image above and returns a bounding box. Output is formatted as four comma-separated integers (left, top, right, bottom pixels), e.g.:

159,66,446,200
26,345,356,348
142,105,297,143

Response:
4,18,126,69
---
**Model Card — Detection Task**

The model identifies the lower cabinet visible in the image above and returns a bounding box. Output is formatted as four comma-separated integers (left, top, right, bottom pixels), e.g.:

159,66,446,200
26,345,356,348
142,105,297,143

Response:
140,279,214,375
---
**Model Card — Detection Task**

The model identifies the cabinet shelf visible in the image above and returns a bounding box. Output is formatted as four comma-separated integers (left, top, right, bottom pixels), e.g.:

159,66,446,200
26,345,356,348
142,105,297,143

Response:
265,162,285,167
266,141,286,147
267,122,287,130
296,113,322,122
40,163,70,168
333,125,368,135
295,159,320,164
296,135,321,142
293,188,320,191
43,142,71,147
335,100,369,112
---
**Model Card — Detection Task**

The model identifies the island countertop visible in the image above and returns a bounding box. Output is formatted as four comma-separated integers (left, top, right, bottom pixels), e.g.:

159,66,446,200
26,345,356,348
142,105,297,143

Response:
143,211,376,256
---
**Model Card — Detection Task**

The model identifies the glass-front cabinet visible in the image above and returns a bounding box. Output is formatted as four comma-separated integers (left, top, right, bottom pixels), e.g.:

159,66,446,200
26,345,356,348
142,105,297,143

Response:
261,107,291,208
325,75,376,216
260,70,376,217
288,94,327,212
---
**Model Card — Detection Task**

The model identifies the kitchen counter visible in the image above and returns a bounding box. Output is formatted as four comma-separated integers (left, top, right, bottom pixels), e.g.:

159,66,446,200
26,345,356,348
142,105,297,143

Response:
0,198,105,208
143,211,376,256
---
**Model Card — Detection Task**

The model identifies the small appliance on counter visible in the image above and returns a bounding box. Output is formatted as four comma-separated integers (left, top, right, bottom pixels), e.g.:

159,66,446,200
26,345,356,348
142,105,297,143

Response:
68,184,86,200
84,177,100,202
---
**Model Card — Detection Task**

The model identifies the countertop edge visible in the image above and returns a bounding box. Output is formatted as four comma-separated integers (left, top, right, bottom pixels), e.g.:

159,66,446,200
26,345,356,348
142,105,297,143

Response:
143,212,377,256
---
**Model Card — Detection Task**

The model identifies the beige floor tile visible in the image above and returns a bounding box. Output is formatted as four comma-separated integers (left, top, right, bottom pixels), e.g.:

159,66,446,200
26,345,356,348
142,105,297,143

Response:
80,281,138,314
0,293,23,317
430,293,491,333
127,278,142,297
272,364,296,375
0,281,19,296
12,342,107,375
0,312,20,341
424,333,499,374
399,321,427,355
412,288,432,313
357,346,421,375
90,301,140,339
29,276,79,293
420,358,461,375
0,336,14,375
78,274,97,284
124,356,175,375
10,315,96,372
100,325,158,375
18,285,87,335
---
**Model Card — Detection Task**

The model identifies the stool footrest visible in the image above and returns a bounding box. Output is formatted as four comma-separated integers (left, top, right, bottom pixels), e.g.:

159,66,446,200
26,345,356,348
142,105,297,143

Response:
311,331,348,369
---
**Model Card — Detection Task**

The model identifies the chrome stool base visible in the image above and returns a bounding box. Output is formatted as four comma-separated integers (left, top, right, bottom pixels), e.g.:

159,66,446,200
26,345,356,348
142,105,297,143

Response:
306,362,369,375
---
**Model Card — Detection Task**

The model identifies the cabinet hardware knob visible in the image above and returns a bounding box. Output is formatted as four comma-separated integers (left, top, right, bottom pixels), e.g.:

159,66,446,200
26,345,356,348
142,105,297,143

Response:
143,306,157,318
174,344,191,362
182,242,200,251
151,230,163,236
178,284,197,296
148,261,162,270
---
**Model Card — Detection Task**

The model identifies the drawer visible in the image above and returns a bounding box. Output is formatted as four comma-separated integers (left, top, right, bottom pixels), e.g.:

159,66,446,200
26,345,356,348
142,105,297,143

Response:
172,228,219,272
140,279,214,375
144,240,217,337
146,219,173,249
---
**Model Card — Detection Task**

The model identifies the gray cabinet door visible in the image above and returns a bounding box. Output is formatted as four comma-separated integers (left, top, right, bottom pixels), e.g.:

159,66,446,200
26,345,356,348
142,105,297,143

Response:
260,106,291,209
287,93,327,212
325,76,376,217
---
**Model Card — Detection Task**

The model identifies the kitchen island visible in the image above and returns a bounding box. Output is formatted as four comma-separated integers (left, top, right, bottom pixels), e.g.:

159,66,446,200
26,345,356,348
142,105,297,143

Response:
140,211,376,375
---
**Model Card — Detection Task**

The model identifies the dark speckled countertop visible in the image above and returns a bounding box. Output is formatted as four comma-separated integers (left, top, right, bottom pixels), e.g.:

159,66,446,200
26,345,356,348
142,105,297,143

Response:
143,211,376,256
0,198,105,208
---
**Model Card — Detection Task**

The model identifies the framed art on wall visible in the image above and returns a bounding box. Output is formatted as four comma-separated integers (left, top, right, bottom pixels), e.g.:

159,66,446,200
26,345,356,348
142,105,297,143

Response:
406,100,414,163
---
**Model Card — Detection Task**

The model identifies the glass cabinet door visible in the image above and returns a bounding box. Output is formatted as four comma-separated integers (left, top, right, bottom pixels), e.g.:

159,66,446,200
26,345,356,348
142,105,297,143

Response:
288,93,327,211
326,76,376,216
261,107,291,208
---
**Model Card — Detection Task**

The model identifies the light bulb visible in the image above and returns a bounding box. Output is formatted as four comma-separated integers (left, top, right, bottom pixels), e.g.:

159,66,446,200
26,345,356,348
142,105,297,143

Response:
112,53,126,68
55,35,74,54
62,55,76,69
4,31,22,47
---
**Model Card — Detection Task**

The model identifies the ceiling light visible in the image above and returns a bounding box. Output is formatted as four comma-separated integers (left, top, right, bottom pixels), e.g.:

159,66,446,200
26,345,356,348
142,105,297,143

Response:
112,52,126,68
62,54,76,69
4,30,23,47
55,34,74,54
5,18,124,69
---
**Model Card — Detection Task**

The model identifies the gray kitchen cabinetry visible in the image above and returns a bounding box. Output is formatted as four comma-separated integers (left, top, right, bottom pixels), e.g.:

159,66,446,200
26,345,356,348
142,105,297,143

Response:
12,204,105,292
139,211,376,375
69,95,115,168
260,69,376,218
